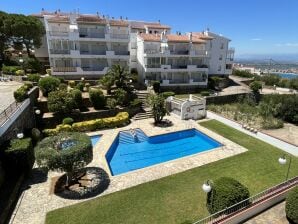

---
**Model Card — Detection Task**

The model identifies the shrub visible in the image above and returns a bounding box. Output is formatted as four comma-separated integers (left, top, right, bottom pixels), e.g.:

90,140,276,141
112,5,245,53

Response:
59,83,68,90
200,91,210,96
286,186,298,224
5,138,34,173
15,69,25,76
89,88,105,109
106,98,117,109
85,82,91,90
0,161,4,188
249,81,262,92
161,91,175,98
71,89,83,109
261,117,284,129
31,128,41,143
35,132,92,186
38,76,60,96
47,90,75,114
114,88,128,106
14,85,28,102
24,81,33,89
2,65,21,74
25,58,43,73
75,82,84,91
152,81,160,93
68,80,76,88
232,69,254,78
27,73,41,83
63,117,74,125
206,177,250,214
129,98,143,107
209,76,224,90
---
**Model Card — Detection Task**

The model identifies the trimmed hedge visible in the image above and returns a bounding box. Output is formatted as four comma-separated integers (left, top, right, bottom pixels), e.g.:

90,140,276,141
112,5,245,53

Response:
63,117,74,125
206,177,250,214
27,73,41,82
35,132,92,174
286,186,298,224
13,82,33,102
89,88,106,109
161,91,175,99
43,112,129,135
5,138,34,173
38,76,60,96
2,65,21,75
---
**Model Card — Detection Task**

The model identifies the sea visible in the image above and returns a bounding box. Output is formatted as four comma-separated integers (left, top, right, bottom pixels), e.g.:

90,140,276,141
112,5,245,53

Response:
272,72,298,79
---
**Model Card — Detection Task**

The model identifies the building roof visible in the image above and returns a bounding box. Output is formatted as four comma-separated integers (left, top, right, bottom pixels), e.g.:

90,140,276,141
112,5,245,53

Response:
109,19,129,27
77,15,107,25
192,32,214,40
166,34,190,43
139,33,207,44
47,16,70,23
144,22,171,29
138,33,161,42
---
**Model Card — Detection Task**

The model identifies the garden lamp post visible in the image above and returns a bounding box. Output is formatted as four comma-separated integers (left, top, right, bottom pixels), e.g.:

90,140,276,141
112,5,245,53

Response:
19,58,25,75
278,155,292,181
34,109,41,127
17,132,24,139
202,180,213,193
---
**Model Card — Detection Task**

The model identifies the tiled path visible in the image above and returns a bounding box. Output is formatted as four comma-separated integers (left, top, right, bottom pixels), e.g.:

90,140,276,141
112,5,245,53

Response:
245,201,289,224
10,116,247,224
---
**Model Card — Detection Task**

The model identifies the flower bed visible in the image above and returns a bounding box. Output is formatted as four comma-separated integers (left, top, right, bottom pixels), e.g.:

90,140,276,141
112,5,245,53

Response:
43,112,129,136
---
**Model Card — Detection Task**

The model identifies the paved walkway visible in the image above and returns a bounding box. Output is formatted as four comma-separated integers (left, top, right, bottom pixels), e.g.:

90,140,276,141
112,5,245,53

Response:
10,115,247,224
245,201,289,224
0,81,22,112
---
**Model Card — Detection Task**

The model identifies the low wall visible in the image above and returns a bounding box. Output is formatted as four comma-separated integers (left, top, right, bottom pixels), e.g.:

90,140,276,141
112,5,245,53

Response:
160,85,207,93
207,111,298,156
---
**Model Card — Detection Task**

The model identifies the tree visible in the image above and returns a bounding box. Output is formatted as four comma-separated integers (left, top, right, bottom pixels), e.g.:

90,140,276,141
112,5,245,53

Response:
0,11,10,65
99,75,114,94
286,186,298,224
107,64,132,90
206,177,250,214
47,90,75,114
146,94,169,124
89,88,106,110
35,132,93,187
249,81,262,103
114,88,128,106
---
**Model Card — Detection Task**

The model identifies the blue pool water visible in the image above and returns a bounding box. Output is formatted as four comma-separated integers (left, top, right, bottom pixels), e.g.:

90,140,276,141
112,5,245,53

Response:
90,135,101,147
106,129,222,175
273,72,298,79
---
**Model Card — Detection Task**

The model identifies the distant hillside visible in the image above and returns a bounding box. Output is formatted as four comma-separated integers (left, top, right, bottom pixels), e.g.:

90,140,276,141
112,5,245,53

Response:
235,54,298,64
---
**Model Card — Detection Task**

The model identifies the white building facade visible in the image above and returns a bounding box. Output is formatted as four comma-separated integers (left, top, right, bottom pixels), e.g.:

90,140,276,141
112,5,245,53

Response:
34,11,234,87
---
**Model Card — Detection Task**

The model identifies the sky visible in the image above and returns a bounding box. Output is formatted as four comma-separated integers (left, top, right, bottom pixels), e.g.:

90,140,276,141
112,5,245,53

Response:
1,0,298,59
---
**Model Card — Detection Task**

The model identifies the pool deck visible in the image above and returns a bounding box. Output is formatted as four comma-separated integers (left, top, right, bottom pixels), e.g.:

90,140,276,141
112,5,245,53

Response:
10,115,247,224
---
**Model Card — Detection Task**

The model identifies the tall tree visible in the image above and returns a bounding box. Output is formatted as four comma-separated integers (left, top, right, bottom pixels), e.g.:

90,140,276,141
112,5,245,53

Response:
107,64,132,90
0,11,10,65
146,94,169,124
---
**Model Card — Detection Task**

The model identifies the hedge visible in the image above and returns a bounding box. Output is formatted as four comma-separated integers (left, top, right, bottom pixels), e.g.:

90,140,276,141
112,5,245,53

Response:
206,177,250,214
161,91,175,98
89,88,106,109
38,76,60,96
43,112,129,135
2,65,21,75
27,73,41,82
13,82,33,102
286,186,298,224
0,161,4,188
4,138,34,173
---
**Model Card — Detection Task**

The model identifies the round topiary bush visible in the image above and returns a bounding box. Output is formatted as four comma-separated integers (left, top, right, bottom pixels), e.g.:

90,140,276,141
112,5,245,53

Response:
62,117,74,125
35,132,93,186
206,177,250,214
89,88,106,110
286,186,298,224
38,76,60,96
71,89,83,109
47,90,75,114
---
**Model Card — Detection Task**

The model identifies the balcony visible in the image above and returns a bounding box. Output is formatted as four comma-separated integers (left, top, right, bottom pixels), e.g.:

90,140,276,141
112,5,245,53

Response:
80,50,106,55
52,67,77,72
169,79,189,84
170,50,189,55
171,64,188,69
49,31,69,37
110,33,129,39
81,66,106,71
50,49,70,54
144,49,161,54
79,32,105,38
114,50,130,55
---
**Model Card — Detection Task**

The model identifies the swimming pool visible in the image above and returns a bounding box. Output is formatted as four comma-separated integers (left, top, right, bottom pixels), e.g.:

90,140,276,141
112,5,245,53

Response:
106,129,222,175
90,135,101,147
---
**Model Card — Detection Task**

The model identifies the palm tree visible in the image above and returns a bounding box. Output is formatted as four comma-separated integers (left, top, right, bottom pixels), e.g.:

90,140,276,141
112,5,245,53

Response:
99,75,114,94
107,64,131,89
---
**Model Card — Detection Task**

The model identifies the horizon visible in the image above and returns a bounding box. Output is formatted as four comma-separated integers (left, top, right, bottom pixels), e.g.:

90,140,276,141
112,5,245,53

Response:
1,0,298,60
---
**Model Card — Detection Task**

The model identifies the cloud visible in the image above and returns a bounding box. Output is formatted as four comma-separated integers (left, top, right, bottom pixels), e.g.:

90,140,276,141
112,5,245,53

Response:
275,43,298,47
251,38,262,41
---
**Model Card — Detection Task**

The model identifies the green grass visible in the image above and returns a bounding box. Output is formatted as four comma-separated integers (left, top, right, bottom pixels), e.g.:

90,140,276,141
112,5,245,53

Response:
46,120,298,224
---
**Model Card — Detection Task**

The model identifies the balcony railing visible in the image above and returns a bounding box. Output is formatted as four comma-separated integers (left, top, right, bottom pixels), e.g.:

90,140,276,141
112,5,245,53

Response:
50,49,70,54
169,79,189,84
79,32,105,38
171,64,188,69
81,66,106,71
144,49,161,54
80,50,106,55
114,50,130,55
52,67,76,72
49,31,69,36
110,33,129,39
146,64,161,68
170,50,189,55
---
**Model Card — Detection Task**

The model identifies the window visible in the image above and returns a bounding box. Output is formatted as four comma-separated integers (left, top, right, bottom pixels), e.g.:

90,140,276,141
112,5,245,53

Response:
220,43,224,49
219,54,223,60
149,30,152,34
218,65,221,71
154,31,158,34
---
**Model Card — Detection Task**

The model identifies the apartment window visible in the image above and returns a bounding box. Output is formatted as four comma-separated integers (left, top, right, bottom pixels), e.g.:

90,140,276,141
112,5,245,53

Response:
218,65,222,71
219,54,223,60
154,31,158,34
220,43,224,49
149,30,152,34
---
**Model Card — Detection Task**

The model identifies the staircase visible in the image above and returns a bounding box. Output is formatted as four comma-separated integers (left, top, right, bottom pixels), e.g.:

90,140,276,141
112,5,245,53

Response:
118,129,148,144
132,91,153,120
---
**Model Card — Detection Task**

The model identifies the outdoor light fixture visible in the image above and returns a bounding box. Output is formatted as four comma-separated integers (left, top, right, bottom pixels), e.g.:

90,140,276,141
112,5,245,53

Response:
17,132,24,139
202,180,212,193
81,77,85,81
278,154,292,181
19,58,24,63
35,109,41,115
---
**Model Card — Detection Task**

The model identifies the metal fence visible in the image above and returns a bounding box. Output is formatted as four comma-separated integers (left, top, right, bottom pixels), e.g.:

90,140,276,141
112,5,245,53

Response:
0,101,22,127
194,176,298,224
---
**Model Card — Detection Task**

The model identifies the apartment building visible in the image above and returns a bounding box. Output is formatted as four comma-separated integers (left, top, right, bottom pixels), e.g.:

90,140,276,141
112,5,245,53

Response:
34,11,234,88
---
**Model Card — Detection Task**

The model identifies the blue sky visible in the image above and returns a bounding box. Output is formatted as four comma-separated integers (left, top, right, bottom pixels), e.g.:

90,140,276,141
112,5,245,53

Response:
1,0,298,58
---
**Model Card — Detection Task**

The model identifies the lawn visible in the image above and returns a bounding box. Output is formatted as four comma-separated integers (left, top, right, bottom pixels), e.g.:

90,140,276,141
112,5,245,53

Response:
46,120,298,224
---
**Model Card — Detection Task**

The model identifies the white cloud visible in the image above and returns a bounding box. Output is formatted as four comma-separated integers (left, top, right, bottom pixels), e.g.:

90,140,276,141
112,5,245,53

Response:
251,38,262,41
275,43,298,47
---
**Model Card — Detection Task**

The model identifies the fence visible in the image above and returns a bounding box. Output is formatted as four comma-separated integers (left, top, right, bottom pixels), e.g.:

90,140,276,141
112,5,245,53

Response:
194,176,298,224
0,101,22,127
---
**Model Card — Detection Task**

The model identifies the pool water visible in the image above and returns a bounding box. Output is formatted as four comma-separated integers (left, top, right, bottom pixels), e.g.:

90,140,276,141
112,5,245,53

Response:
106,129,222,175
273,72,298,79
90,135,101,147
